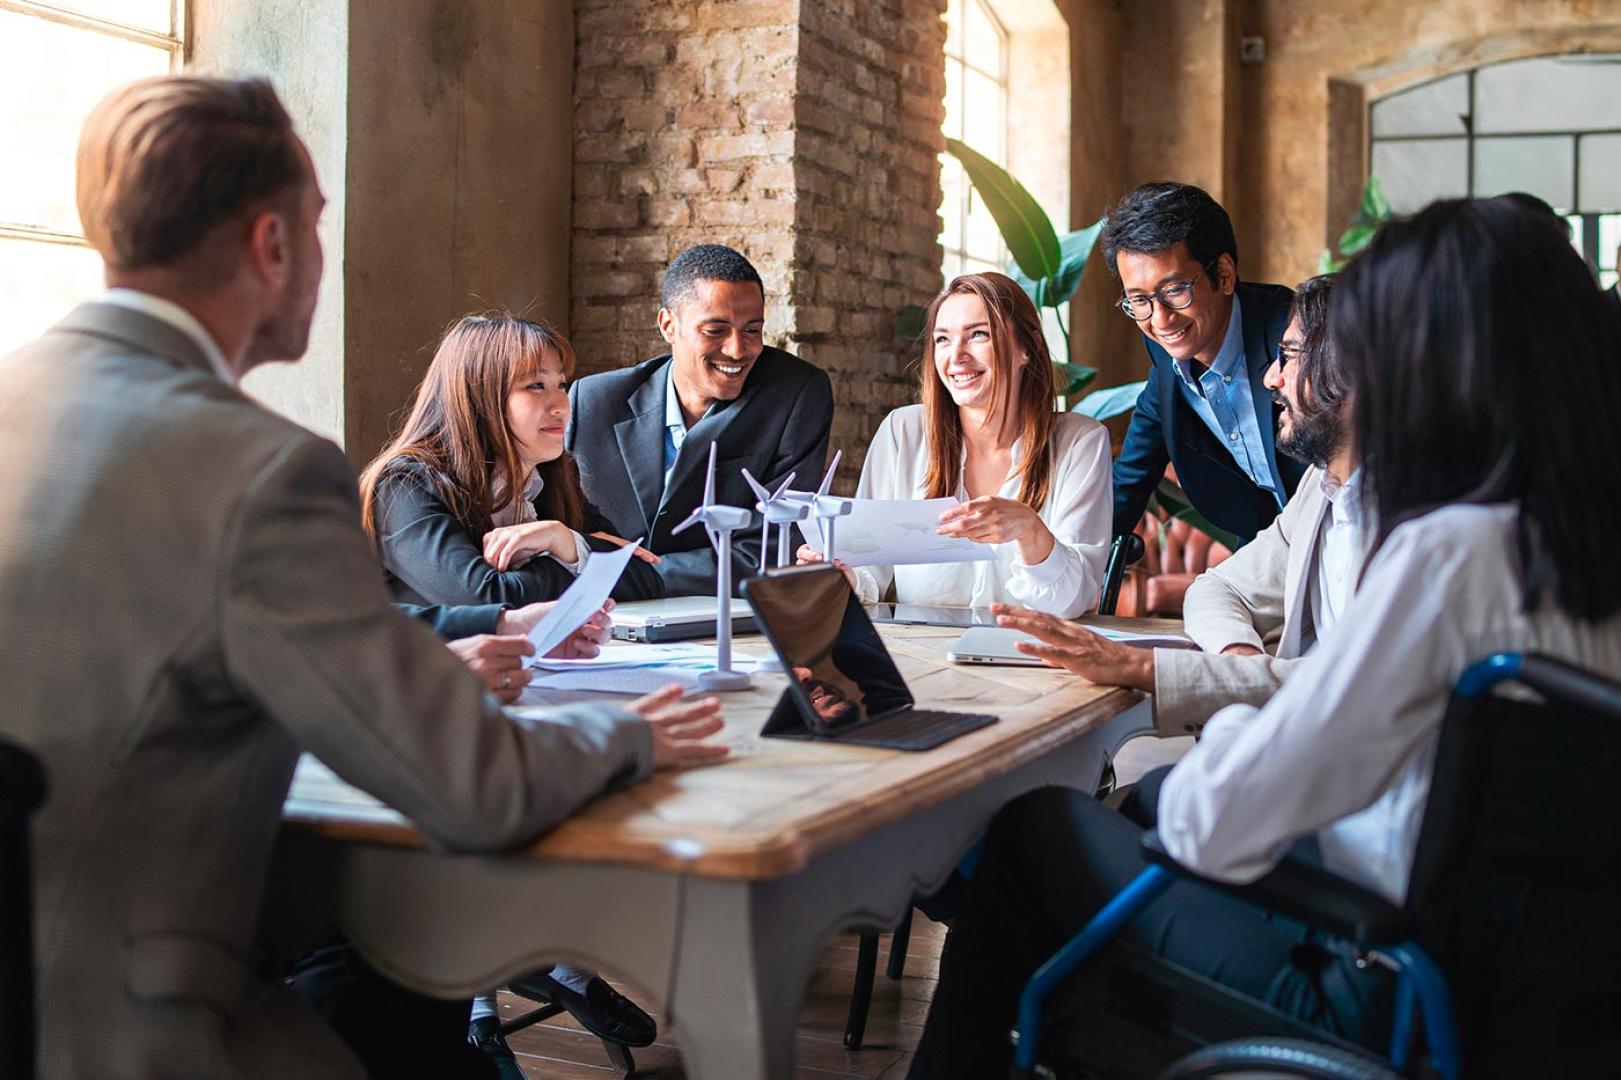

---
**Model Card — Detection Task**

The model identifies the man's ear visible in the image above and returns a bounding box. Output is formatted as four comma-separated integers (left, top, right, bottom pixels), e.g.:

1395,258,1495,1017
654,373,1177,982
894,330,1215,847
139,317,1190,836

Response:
1215,252,1237,296
245,208,291,289
656,306,677,345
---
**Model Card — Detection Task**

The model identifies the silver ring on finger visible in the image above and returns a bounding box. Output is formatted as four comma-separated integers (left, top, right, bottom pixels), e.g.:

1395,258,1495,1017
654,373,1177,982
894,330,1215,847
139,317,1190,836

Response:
501,673,511,690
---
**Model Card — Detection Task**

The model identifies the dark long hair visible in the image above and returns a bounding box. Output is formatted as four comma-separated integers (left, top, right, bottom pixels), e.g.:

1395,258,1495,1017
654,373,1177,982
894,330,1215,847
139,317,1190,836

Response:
359,313,588,544
1333,196,1621,620
919,272,1057,512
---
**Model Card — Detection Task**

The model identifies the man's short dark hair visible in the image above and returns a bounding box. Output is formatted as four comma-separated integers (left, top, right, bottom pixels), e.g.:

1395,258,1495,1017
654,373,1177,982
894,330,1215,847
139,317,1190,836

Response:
1290,274,1347,417
661,244,764,309
76,76,304,272
1100,182,1238,287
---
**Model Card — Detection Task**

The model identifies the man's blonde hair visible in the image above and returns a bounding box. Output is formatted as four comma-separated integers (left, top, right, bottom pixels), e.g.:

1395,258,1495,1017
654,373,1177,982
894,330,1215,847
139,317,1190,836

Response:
76,76,303,274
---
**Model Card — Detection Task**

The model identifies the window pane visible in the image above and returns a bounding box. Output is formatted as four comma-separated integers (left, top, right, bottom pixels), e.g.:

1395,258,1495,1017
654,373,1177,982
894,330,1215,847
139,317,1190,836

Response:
962,68,1003,161
964,0,1001,75
52,0,174,35
1370,73,1469,138
940,155,964,252
944,58,964,142
1473,135,1573,209
1579,134,1621,214
1598,213,1621,272
965,185,1002,262
1372,138,1468,214
1567,214,1586,263
0,238,104,357
944,0,962,59
1475,54,1621,135
0,11,172,233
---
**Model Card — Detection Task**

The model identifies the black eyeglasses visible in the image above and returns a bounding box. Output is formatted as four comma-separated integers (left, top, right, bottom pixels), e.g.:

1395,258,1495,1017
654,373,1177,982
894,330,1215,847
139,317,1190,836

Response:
1275,342,1306,368
1115,258,1220,321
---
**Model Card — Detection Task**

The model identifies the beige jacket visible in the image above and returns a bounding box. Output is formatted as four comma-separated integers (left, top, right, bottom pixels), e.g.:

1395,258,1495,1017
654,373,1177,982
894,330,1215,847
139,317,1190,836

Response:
0,304,652,1078
1151,465,1335,735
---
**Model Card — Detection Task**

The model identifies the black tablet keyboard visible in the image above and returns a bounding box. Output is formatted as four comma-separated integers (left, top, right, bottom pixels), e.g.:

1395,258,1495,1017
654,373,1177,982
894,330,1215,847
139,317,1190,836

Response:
832,708,998,751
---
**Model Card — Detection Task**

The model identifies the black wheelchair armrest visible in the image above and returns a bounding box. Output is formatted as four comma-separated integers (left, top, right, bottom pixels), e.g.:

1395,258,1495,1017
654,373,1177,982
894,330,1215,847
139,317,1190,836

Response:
1140,831,1409,945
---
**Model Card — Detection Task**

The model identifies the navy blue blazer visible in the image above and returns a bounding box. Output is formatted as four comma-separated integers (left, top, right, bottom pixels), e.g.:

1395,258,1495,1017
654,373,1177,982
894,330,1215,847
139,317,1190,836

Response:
1111,281,1307,545
566,347,834,596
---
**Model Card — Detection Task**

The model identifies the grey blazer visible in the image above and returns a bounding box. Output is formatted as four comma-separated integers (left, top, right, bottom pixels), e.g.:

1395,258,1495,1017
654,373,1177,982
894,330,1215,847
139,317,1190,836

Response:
1152,465,1333,735
0,304,653,1079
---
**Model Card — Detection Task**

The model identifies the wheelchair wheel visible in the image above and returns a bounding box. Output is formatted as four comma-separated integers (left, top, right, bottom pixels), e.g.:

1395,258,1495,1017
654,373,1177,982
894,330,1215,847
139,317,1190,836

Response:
1160,1037,1401,1079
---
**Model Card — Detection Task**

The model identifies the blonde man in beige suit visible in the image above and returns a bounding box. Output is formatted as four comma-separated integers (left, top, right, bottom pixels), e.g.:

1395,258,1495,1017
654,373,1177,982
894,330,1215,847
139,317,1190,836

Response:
996,275,1366,735
0,76,727,1079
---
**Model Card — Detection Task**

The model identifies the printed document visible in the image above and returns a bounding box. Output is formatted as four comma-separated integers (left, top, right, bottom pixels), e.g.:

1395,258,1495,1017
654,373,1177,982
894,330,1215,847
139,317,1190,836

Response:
796,498,993,568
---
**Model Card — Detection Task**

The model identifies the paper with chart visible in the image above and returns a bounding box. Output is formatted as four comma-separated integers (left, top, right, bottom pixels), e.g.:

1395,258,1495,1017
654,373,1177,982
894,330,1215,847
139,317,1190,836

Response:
527,641,775,693
796,498,993,567
523,539,643,662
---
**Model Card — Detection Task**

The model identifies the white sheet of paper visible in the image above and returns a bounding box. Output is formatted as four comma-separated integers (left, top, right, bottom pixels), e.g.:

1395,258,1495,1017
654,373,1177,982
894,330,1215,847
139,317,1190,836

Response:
795,498,992,568
524,539,643,662
1086,626,1193,649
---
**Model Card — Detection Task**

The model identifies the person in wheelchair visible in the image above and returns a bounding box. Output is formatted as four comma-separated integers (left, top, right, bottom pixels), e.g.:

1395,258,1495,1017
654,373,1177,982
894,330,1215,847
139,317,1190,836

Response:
906,195,1621,1077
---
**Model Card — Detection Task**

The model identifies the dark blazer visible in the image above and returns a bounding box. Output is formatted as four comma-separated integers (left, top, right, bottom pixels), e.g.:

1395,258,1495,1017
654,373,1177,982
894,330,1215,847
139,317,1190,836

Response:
1111,281,1307,545
396,602,505,640
372,458,665,608
567,347,834,596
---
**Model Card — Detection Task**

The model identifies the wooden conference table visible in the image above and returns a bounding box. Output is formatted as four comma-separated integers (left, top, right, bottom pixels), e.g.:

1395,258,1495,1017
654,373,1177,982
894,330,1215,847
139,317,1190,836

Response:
277,616,1178,1079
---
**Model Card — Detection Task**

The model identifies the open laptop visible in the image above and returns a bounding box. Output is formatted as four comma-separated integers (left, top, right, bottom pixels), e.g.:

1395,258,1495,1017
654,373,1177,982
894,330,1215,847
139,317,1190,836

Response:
609,597,758,642
742,565,998,750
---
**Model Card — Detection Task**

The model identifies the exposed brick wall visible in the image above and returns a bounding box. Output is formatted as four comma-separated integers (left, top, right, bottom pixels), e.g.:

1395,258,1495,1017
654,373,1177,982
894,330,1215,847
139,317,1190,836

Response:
571,0,947,491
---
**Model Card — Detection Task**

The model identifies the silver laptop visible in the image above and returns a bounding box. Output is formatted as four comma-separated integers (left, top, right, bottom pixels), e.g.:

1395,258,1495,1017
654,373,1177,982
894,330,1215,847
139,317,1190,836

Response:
609,597,757,643
946,625,1048,667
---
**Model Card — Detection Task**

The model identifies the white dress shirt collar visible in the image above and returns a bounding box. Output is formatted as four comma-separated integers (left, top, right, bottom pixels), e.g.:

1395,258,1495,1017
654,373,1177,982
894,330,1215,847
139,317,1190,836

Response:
489,470,545,529
101,289,236,386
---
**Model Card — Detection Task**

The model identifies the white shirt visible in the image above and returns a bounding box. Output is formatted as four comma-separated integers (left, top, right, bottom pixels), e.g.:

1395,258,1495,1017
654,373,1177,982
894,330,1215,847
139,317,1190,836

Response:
1308,467,1367,639
1159,503,1621,903
101,288,236,386
489,470,590,573
849,405,1113,618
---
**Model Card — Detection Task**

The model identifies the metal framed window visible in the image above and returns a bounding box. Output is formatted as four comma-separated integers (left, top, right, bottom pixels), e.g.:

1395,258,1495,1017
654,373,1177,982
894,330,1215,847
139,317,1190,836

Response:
939,0,1009,283
1369,55,1621,287
0,0,187,355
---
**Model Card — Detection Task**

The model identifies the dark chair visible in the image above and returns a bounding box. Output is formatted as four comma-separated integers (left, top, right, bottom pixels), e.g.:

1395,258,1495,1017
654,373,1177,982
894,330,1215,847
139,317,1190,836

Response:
1098,532,1146,617
0,739,47,1080
501,981,638,1077
1011,652,1621,1079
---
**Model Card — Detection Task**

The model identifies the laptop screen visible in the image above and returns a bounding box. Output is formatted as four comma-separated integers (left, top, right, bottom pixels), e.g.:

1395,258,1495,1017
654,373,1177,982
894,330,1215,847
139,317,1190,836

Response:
744,566,914,733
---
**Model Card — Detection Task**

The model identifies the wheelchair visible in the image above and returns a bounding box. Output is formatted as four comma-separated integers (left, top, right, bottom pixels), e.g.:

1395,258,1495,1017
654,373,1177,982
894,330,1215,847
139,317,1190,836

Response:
1010,652,1621,1079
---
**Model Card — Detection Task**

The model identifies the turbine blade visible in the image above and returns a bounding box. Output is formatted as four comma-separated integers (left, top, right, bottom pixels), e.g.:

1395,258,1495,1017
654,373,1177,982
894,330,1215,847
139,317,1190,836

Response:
771,471,797,499
817,450,842,496
671,507,705,535
704,442,717,507
741,467,772,502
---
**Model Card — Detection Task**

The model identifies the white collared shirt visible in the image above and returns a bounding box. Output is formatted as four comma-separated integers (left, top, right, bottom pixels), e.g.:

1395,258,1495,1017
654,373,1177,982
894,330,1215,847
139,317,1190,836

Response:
1158,502,1621,903
1308,467,1368,639
848,405,1113,618
489,470,590,573
101,288,236,386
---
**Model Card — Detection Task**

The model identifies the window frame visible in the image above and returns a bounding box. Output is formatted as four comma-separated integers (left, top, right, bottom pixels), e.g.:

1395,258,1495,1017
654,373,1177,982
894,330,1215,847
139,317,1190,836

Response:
940,0,1011,282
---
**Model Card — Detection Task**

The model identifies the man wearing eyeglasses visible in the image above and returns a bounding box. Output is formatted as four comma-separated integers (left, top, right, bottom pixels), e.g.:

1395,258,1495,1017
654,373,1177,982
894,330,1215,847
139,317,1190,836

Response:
1103,182,1307,545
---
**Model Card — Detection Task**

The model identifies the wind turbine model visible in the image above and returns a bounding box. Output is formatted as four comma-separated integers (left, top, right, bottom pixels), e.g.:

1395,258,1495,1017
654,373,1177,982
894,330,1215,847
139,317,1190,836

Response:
671,443,754,691
802,451,854,565
741,469,808,571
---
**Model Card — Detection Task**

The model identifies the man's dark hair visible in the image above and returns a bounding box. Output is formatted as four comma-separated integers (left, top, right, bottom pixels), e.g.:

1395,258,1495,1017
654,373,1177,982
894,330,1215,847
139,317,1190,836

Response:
76,76,304,273
1334,194,1621,620
1290,274,1347,416
1100,182,1238,287
661,244,764,308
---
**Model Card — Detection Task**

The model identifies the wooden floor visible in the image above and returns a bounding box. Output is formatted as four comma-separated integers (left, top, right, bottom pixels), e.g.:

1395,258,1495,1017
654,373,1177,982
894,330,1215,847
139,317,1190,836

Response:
496,915,944,1079
492,735,1190,1077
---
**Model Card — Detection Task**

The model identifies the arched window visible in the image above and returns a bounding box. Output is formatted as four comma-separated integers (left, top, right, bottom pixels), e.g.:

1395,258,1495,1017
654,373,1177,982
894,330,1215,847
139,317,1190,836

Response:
1370,55,1621,288
940,0,1009,282
0,1,186,355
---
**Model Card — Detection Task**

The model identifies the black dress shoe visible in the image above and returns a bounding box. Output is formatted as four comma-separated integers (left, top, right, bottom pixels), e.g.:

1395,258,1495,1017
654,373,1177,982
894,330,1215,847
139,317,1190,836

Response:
467,1015,526,1080
509,971,657,1047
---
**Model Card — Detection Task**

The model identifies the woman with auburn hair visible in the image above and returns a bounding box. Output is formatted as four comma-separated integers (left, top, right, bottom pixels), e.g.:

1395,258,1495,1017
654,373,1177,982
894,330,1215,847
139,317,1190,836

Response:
359,312,662,609
801,271,1112,616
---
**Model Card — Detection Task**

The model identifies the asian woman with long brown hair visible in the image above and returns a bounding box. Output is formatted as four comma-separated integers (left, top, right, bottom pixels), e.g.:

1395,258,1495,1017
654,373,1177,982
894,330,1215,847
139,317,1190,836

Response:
359,312,662,609
802,271,1112,616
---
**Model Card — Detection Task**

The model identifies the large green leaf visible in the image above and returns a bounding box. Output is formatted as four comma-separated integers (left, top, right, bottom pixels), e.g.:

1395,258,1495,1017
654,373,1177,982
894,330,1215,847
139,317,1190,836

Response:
1072,379,1146,421
895,304,928,340
946,137,1061,282
1358,175,1390,224
1150,476,1242,551
1055,363,1097,399
1336,222,1377,256
1006,219,1106,308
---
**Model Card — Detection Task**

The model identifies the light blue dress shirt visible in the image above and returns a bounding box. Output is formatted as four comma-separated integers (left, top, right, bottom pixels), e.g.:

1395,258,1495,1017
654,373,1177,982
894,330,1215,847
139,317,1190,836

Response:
662,361,697,492
1169,296,1281,506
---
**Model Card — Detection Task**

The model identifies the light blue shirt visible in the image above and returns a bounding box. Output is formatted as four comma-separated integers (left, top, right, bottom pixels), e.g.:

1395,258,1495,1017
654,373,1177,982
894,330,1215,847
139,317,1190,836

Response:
662,361,703,492
1169,296,1281,506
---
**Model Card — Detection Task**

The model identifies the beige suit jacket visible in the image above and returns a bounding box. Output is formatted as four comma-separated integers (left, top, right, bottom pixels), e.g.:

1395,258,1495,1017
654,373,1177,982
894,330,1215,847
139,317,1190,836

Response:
1151,465,1333,735
0,304,653,1079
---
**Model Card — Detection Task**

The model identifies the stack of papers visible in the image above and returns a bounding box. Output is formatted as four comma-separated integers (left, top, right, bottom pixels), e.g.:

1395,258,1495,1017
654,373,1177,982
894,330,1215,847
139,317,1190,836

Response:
527,642,776,694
